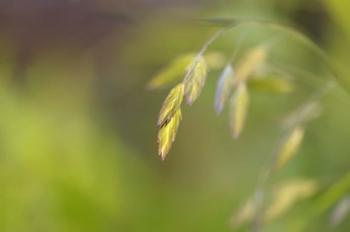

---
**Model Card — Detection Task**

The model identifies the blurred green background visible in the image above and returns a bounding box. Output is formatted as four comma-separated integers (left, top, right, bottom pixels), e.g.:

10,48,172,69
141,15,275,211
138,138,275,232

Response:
0,0,349,231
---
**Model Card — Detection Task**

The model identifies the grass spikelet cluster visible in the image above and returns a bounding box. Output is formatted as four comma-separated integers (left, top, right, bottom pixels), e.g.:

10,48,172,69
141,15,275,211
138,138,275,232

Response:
152,44,271,159
152,53,211,160
152,53,210,159
183,55,208,105
158,83,184,128
150,22,333,165
158,109,182,160
213,45,269,139
157,83,184,160
148,19,341,231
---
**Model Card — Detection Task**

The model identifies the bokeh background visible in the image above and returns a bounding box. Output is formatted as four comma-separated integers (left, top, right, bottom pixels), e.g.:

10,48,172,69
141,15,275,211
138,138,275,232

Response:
0,0,350,231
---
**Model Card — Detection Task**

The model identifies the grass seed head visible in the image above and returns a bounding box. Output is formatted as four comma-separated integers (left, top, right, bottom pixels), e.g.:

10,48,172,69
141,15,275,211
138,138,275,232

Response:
158,109,182,160
183,55,208,105
158,83,184,128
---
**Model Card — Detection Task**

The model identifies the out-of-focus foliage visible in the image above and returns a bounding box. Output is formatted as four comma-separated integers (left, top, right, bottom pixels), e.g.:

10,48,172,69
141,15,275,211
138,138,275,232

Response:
0,81,121,231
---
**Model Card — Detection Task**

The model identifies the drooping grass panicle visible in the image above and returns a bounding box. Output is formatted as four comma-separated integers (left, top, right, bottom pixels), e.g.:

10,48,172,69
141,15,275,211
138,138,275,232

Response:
158,109,182,160
230,82,250,138
158,83,184,128
183,55,208,105
150,19,338,178
215,64,235,114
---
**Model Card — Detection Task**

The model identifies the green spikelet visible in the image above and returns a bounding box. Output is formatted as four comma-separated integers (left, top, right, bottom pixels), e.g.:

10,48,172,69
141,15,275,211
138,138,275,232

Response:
183,55,208,105
158,110,182,160
158,83,184,128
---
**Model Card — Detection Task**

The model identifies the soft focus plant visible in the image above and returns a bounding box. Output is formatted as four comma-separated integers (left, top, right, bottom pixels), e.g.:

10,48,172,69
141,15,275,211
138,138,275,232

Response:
149,18,350,231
